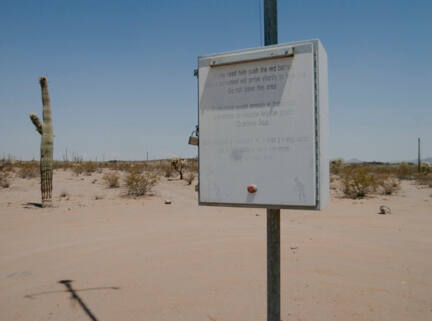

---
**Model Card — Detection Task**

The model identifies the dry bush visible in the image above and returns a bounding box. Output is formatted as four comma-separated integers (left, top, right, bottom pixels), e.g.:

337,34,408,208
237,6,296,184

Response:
341,166,378,199
397,162,417,180
187,159,198,173
94,163,105,174
145,162,160,172
417,174,432,188
330,158,344,175
124,171,159,197
0,171,10,188
158,161,173,177
421,162,431,175
17,162,39,178
0,160,14,182
108,162,133,172
103,172,120,188
127,163,148,174
185,172,195,185
72,163,84,176
377,175,401,195
53,161,72,171
82,162,97,175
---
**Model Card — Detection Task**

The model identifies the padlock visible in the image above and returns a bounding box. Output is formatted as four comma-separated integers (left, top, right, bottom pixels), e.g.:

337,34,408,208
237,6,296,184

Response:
188,136,199,146
188,126,199,146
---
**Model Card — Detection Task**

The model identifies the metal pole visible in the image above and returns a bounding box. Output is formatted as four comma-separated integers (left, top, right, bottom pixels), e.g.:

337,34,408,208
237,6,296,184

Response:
264,1,280,320
264,0,278,46
418,137,421,173
267,208,280,321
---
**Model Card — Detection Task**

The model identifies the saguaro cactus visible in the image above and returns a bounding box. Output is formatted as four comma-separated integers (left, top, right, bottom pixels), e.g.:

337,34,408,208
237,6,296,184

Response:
30,77,54,207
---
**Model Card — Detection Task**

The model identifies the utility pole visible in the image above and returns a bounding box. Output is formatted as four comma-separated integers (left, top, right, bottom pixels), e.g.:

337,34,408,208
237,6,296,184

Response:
418,137,421,173
264,1,280,321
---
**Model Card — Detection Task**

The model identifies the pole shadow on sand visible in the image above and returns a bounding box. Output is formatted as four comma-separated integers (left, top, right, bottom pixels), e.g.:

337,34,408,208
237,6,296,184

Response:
25,280,120,321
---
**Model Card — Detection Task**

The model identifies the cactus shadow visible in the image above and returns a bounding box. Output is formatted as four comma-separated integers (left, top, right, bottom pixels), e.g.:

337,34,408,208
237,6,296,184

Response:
25,280,121,321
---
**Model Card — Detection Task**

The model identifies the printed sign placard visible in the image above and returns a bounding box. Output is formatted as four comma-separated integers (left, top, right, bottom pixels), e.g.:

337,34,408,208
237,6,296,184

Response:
197,40,328,209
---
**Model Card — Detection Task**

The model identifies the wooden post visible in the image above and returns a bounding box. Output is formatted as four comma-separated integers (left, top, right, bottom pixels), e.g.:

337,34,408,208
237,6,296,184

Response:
264,1,280,320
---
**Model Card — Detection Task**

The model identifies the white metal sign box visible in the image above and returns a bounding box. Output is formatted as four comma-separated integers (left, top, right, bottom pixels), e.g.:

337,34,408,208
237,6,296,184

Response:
197,39,329,210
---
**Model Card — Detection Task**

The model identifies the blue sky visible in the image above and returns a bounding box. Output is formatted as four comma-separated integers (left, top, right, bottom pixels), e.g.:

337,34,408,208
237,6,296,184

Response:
1,0,431,161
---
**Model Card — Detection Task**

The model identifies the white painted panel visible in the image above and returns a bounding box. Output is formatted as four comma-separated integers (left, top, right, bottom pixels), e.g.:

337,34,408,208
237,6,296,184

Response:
198,42,319,207
317,41,329,210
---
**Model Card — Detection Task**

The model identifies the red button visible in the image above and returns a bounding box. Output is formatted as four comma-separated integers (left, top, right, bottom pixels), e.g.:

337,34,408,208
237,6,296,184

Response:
247,184,257,193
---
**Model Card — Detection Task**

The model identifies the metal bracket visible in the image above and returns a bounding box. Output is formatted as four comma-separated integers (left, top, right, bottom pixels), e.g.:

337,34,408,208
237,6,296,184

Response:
209,46,294,67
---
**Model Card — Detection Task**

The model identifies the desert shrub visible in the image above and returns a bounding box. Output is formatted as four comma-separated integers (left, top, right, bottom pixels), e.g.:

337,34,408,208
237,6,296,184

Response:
103,172,120,188
53,161,70,171
17,162,39,178
127,163,148,174
72,163,84,176
341,166,378,199
82,162,97,175
144,162,159,172
187,159,198,173
397,162,417,180
421,162,431,175
159,161,173,177
185,172,195,185
0,171,10,188
110,162,133,172
417,173,432,188
330,158,344,175
124,171,159,197
0,159,15,173
377,175,401,195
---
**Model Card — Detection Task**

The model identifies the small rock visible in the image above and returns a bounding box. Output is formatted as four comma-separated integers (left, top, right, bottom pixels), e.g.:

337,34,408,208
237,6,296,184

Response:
290,246,298,250
164,200,172,205
379,205,391,215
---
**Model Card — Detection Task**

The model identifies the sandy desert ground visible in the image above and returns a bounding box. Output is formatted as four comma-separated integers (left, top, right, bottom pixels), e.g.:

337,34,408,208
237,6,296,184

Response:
0,169,431,321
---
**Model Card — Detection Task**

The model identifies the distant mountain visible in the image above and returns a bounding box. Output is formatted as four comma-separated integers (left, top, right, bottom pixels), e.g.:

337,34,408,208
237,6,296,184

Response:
337,157,432,164
408,157,432,164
